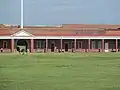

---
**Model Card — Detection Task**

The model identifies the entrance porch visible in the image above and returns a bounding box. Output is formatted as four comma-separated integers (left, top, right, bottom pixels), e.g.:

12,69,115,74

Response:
0,39,119,53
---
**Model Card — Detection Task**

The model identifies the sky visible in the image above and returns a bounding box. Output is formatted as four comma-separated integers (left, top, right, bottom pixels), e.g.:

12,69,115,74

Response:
0,0,120,25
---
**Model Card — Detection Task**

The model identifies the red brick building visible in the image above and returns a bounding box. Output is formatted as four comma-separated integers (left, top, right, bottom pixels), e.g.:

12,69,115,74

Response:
0,24,120,53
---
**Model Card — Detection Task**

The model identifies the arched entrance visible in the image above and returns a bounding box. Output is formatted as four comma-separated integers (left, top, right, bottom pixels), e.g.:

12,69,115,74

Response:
16,39,28,51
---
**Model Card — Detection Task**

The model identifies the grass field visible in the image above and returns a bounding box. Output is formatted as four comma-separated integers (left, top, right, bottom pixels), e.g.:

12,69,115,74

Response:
0,53,120,90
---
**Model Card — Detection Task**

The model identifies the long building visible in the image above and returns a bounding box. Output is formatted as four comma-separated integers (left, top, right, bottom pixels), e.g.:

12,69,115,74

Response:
0,24,120,53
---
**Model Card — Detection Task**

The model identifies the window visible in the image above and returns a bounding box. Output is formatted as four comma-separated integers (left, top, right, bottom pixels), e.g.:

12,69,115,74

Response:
77,41,82,49
36,41,40,48
92,41,96,49
3,41,7,48
109,42,115,49
71,41,74,49
36,40,44,49
98,41,102,49
71,41,82,49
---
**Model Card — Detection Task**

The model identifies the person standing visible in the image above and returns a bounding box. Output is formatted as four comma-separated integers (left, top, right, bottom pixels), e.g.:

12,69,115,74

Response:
17,47,20,54
0,48,3,52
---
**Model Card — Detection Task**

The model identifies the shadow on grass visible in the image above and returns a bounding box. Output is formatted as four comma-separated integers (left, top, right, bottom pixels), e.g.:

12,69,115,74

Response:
55,64,76,68
0,78,13,90
103,87,120,90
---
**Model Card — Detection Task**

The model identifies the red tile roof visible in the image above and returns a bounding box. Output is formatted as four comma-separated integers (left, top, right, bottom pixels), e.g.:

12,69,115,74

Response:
0,24,120,36
62,24,120,29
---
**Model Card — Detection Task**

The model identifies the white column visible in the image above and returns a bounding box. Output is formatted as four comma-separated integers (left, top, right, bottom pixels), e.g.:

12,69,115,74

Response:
46,39,48,52
102,39,104,52
74,39,76,52
61,39,63,51
116,39,118,52
11,39,14,52
31,39,34,52
88,39,90,52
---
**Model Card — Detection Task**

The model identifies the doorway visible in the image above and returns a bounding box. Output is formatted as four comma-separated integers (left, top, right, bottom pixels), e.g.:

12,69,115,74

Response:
17,39,28,51
51,43,55,52
65,43,69,52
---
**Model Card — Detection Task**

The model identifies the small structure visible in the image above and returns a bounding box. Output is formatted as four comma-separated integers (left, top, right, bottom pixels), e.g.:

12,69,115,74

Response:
0,24,120,53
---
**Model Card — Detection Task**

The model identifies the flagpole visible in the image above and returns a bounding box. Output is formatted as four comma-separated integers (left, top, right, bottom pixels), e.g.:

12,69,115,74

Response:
21,0,23,29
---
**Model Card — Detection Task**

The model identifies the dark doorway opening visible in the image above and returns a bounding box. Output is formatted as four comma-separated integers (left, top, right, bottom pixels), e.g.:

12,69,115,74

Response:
65,43,68,52
17,39,28,51
51,44,54,52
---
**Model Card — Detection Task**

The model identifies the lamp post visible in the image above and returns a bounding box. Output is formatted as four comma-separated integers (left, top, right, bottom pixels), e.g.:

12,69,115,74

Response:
21,0,23,29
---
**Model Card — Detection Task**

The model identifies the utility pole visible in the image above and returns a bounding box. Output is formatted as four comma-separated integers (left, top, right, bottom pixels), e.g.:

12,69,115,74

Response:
21,0,23,29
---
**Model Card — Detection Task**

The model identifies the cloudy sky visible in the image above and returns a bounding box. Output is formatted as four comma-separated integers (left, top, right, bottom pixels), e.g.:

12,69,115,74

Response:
0,0,120,25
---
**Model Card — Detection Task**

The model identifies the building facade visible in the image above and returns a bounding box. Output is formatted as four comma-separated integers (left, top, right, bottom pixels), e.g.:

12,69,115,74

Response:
0,24,120,53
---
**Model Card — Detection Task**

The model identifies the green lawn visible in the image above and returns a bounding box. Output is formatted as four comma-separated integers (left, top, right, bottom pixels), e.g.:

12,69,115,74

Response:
0,53,120,90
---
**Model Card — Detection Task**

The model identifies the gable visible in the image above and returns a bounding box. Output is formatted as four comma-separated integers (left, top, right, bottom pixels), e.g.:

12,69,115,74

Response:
12,30,33,37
